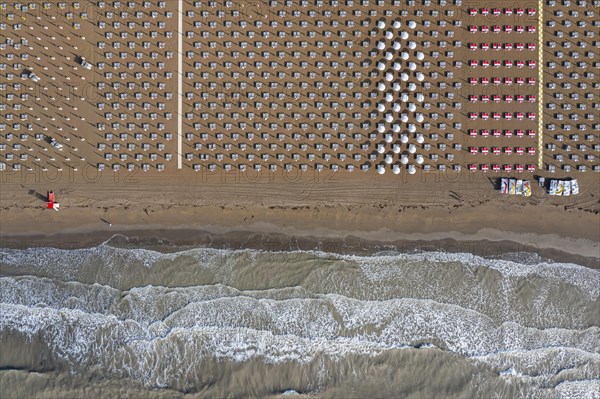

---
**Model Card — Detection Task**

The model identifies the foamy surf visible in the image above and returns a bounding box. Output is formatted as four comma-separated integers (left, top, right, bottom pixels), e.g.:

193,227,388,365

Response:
1,242,599,397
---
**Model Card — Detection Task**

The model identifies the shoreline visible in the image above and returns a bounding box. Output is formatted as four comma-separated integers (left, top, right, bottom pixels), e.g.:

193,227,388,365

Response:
2,226,598,270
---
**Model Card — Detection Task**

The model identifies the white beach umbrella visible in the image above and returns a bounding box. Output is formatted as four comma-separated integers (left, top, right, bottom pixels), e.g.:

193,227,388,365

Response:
401,154,409,164
400,31,409,40
401,93,409,103
393,61,402,71
400,134,409,143
377,21,386,30
416,133,425,143
377,124,386,133
401,51,409,60
392,123,401,132
393,20,401,29
385,72,394,81
385,113,394,123
392,103,401,112
377,103,386,112
385,133,393,143
408,123,416,133
408,164,416,174
400,114,409,123
377,143,386,153
385,153,393,164
385,52,393,61
392,82,401,92
408,21,417,29
385,93,393,102
377,61,386,71
416,113,424,123
377,41,386,50
417,51,425,60
408,144,417,153
416,154,424,164
392,41,401,50
392,144,401,153
408,41,417,50
416,93,425,102
393,164,401,174
400,72,409,81
408,103,417,112
377,82,386,91
377,164,386,174
416,72,425,81
408,62,417,71
408,82,417,91
385,31,393,40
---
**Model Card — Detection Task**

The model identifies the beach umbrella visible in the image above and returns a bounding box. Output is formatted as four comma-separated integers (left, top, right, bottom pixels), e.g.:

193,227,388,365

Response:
377,103,386,112
400,113,409,123
408,164,416,174
385,93,393,102
377,82,386,91
377,143,386,153
377,164,386,174
377,61,386,70
392,82,401,92
400,31,409,40
401,51,409,60
385,52,393,61
385,113,393,123
417,51,425,60
408,21,417,29
392,123,401,132
416,93,425,102
408,62,417,71
400,134,409,143
408,103,417,112
416,113,424,123
416,72,425,81
377,124,386,133
385,133,393,143
416,134,425,143
416,154,424,164
393,61,402,71
392,103,401,112
401,93,409,103
385,153,393,164
408,124,416,133
377,41,386,50
400,72,409,81
377,21,386,29
408,82,417,91
385,72,394,81
408,144,416,153
393,20,401,29
393,144,401,153
408,41,417,50
401,154,409,164
385,31,393,40
393,164,401,174
392,41,401,50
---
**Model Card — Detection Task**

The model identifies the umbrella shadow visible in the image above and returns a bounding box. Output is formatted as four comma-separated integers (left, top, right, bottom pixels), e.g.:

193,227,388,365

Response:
23,185,47,202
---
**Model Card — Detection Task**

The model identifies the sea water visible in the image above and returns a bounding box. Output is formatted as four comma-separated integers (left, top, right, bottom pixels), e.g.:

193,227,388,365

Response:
0,238,599,398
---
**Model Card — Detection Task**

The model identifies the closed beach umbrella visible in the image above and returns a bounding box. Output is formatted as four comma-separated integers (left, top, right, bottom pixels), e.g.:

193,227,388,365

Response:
393,164,401,174
377,164,386,174
408,164,416,174
408,144,416,153
416,154,424,164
